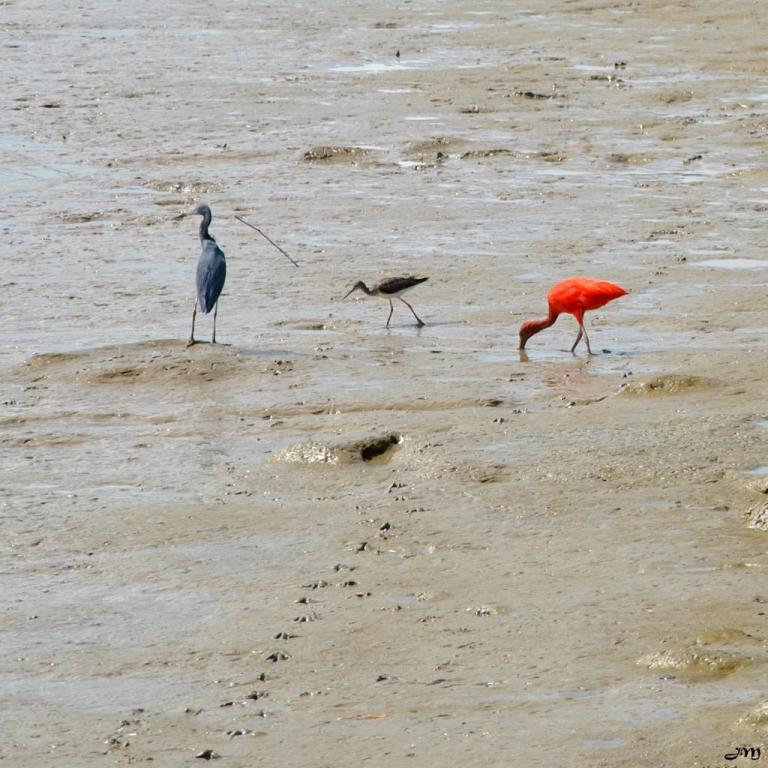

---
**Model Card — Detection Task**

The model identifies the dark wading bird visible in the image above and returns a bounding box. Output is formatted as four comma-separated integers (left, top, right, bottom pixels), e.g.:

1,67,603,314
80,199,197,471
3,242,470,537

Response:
519,276,627,355
344,276,428,327
187,204,227,347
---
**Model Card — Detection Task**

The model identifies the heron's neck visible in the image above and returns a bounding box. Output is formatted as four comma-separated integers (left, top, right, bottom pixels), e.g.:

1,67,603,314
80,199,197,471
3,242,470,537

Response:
199,211,213,242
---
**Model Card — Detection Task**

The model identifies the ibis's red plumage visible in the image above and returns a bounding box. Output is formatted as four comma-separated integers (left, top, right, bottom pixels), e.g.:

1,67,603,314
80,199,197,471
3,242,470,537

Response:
547,277,627,319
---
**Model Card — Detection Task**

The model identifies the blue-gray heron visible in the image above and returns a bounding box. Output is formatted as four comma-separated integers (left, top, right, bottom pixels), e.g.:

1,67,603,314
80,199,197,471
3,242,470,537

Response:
343,276,428,327
187,204,227,346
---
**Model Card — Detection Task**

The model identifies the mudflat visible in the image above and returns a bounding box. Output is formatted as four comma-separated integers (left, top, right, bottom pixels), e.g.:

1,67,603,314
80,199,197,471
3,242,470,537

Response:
3,1,768,765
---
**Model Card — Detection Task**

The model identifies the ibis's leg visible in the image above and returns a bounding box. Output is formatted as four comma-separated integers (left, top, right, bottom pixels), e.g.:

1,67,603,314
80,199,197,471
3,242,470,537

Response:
570,325,583,353
386,299,394,327
582,322,593,355
212,300,219,344
187,300,198,347
399,297,424,326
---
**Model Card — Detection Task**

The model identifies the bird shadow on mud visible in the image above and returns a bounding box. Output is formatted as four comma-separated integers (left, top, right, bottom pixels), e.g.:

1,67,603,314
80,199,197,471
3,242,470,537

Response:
417,320,467,328
384,320,466,330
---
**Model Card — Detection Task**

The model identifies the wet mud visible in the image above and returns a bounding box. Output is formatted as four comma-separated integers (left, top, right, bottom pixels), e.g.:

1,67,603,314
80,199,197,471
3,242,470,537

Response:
3,1,768,767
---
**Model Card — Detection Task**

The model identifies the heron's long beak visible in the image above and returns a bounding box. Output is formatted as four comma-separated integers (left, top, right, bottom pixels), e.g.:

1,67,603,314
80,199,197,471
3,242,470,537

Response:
342,287,357,300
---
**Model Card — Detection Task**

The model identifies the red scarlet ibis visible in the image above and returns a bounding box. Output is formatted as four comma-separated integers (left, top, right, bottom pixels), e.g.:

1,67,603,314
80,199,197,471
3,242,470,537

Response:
519,277,627,354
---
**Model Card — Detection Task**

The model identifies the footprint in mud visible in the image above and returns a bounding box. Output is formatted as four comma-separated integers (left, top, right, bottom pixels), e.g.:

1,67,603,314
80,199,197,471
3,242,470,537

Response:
295,596,317,605
195,748,220,760
294,612,320,623
302,580,330,589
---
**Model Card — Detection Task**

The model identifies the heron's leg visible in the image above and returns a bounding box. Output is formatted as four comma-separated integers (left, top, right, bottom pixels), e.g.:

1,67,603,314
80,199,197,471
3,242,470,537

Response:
212,300,219,344
570,325,583,353
186,300,198,347
386,299,394,327
399,297,424,326
582,322,593,355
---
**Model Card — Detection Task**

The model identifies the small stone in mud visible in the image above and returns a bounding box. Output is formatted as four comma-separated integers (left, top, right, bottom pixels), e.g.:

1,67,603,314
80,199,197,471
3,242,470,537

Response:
294,612,320,622
274,631,298,640
195,749,220,760
266,651,290,662
357,541,369,552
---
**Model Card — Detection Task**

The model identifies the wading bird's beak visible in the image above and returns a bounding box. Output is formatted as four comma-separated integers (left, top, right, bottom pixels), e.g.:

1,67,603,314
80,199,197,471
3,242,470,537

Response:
342,286,357,300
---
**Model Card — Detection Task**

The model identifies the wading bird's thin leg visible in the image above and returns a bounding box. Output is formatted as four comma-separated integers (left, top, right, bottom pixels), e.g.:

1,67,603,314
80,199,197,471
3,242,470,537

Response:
581,322,593,355
187,300,198,347
570,326,583,353
212,301,219,344
399,297,424,326
386,299,394,327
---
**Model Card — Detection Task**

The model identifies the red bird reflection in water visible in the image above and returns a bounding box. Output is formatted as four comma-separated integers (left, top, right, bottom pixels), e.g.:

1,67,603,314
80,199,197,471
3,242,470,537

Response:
519,277,628,354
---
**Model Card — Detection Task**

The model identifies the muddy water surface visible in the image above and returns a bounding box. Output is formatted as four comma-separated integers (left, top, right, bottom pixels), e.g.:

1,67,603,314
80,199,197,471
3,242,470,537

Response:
3,1,768,766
